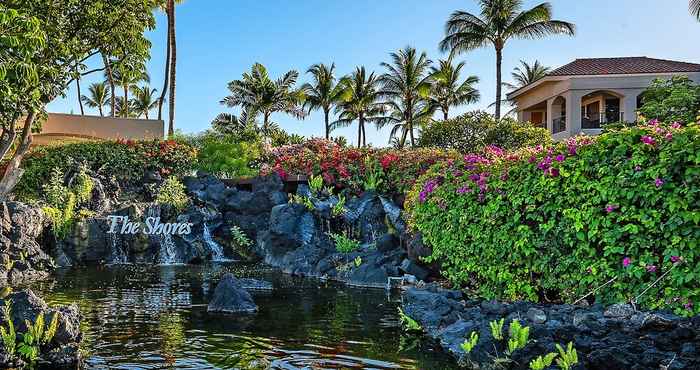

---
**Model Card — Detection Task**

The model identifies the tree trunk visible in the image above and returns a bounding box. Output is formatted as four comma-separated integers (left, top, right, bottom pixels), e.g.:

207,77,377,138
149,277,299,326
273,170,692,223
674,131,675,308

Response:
443,107,449,121
167,0,177,137
362,120,366,147
0,125,17,162
98,104,103,117
495,47,503,120
0,112,35,199
158,3,172,121
123,84,129,117
75,67,84,115
357,114,363,148
263,112,270,137
324,109,330,140
102,52,116,117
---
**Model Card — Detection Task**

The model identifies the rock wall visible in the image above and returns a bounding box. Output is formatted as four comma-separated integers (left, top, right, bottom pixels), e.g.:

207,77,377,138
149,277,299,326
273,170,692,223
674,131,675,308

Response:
402,286,700,370
0,202,53,284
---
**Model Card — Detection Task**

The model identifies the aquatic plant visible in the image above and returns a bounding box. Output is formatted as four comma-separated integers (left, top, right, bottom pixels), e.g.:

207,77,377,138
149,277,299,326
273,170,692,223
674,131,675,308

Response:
328,232,361,253
460,331,478,353
489,318,504,341
555,342,578,370
397,308,422,332
507,319,529,354
156,176,189,212
529,353,558,370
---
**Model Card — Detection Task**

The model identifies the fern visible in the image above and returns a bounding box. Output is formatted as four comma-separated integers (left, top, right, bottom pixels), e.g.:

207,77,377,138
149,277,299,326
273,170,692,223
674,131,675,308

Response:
0,301,16,356
555,342,578,370
332,194,346,217
507,319,530,354
460,331,479,354
489,318,505,341
530,353,558,370
327,232,361,253
308,175,324,195
43,312,59,345
397,308,422,332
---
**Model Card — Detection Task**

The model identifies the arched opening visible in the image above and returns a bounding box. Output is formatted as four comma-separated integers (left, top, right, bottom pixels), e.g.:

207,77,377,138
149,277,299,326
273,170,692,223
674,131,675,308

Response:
580,90,624,129
552,96,566,134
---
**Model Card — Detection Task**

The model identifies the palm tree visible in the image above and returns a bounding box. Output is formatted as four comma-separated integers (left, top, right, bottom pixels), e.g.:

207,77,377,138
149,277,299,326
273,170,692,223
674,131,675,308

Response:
301,63,346,139
503,60,550,90
692,0,700,21
220,63,305,137
106,65,150,118
439,0,575,120
115,97,134,118
131,86,159,119
378,46,434,147
81,82,111,116
429,56,480,120
155,0,185,135
333,67,385,147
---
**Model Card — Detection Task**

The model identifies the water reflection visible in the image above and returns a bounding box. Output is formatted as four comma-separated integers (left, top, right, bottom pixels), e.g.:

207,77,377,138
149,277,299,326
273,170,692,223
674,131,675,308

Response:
31,264,454,369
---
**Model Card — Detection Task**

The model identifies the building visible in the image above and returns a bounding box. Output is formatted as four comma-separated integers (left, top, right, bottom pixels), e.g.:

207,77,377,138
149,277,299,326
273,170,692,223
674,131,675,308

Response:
507,57,700,140
32,113,164,145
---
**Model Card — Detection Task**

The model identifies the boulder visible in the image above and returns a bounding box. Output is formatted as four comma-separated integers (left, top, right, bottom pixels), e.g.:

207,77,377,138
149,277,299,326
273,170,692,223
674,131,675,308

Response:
207,273,258,314
399,259,430,281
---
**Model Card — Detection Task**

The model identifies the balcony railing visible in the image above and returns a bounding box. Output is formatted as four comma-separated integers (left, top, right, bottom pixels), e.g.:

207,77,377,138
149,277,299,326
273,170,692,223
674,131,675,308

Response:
552,116,566,134
582,111,624,129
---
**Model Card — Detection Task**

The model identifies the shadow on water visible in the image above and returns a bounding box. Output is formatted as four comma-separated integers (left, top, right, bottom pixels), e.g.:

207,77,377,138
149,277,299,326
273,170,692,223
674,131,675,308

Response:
30,263,456,369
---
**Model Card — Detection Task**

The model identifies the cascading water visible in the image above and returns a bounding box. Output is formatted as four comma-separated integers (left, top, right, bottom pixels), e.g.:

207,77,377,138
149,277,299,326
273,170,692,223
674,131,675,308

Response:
107,232,128,265
158,233,179,265
202,223,227,262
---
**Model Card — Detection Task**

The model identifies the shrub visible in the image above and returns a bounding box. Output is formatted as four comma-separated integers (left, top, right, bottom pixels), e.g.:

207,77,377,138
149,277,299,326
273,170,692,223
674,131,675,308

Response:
194,134,260,178
42,167,92,240
407,122,700,315
638,76,700,125
16,139,197,201
156,177,189,212
328,232,361,253
418,111,551,152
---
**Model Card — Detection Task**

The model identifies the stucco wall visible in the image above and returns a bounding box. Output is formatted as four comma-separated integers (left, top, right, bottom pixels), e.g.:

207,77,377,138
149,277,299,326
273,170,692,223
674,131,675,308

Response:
39,113,164,141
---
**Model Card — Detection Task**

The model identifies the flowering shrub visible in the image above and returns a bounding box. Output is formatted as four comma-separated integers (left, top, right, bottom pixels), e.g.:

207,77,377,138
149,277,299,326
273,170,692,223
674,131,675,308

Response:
260,138,459,195
406,122,700,315
15,139,197,200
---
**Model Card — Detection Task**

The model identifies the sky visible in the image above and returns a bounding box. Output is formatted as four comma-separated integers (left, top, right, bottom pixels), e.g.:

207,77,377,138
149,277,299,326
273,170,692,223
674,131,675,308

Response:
47,0,700,146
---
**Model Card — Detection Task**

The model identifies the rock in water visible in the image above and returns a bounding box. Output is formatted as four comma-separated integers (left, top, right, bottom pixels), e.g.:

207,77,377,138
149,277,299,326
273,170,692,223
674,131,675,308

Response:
207,273,258,314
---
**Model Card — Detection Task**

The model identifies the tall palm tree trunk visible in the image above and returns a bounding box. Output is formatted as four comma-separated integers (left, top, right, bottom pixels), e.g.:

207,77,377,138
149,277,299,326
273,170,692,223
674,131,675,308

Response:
357,114,364,147
495,47,503,120
98,104,103,117
324,109,330,140
75,67,84,115
102,52,116,117
167,0,177,137
443,108,449,121
158,5,172,121
124,84,129,117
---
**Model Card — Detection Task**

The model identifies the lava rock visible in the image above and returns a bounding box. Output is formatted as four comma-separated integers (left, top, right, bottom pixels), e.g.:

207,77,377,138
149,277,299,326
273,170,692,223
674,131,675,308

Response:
604,303,635,319
527,307,547,324
399,259,430,281
207,273,258,314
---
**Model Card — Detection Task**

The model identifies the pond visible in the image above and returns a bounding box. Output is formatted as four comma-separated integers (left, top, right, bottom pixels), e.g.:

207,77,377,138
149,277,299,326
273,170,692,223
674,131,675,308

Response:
30,263,456,369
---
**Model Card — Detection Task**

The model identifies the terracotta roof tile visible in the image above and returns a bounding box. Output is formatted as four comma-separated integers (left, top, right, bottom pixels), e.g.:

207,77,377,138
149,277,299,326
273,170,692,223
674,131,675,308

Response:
548,57,700,76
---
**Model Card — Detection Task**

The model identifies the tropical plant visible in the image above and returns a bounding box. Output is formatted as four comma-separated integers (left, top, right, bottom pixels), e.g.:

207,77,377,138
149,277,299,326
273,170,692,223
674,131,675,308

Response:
106,62,150,118
131,85,159,119
230,225,253,250
439,0,575,119
378,46,434,147
691,0,700,21
155,0,185,135
328,232,361,253
638,76,700,124
302,63,346,139
429,56,480,120
530,353,558,370
495,60,551,115
460,331,479,353
196,136,261,178
115,96,134,118
80,82,111,116
555,342,578,370
308,174,324,195
507,319,530,354
334,67,386,147
156,177,189,211
362,157,384,191
489,318,505,341
220,63,305,137
0,301,16,357
397,307,422,332
332,194,346,217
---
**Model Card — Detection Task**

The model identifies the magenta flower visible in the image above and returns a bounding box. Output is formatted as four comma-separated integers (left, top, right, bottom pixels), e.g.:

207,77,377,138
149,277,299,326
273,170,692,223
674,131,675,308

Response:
646,265,657,273
665,132,673,141
648,119,659,126
684,300,694,310
634,165,642,172
555,154,565,162
622,257,631,268
640,135,656,146
605,204,618,213
670,255,681,263
671,122,682,129
456,185,471,194
549,168,560,177
655,178,665,188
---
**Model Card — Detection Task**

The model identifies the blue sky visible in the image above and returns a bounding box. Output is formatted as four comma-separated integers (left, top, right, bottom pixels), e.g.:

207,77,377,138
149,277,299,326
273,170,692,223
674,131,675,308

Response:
48,0,700,146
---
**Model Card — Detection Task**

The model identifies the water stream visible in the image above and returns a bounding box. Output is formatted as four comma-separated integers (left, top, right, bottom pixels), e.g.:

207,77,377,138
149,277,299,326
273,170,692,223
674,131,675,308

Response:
31,263,455,369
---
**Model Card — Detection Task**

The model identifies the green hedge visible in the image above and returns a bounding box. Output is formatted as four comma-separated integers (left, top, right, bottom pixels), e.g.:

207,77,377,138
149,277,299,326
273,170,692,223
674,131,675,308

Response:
407,122,700,315
15,139,197,201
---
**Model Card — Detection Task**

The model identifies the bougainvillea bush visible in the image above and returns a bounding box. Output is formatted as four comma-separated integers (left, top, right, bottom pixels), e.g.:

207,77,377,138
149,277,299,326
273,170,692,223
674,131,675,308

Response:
15,139,197,200
406,121,700,315
259,138,459,195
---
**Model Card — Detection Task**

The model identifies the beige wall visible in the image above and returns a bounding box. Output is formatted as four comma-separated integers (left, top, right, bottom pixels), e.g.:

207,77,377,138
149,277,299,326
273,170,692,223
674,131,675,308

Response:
39,113,164,141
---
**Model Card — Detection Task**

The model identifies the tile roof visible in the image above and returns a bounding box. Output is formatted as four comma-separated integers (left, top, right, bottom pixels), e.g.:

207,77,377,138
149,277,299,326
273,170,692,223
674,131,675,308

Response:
548,57,700,76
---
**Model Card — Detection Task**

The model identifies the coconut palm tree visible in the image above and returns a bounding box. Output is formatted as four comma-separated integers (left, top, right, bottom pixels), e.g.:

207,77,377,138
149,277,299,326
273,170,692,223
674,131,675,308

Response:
439,0,575,120
301,63,346,139
333,67,386,147
115,97,134,118
155,0,185,135
429,56,480,120
131,86,159,119
106,65,150,118
81,82,111,117
503,60,550,90
378,46,434,147
220,63,305,137
692,0,700,21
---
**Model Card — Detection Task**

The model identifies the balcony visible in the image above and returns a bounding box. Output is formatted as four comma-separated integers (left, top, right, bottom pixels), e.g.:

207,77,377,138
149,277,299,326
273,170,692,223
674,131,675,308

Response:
552,116,566,134
582,111,624,129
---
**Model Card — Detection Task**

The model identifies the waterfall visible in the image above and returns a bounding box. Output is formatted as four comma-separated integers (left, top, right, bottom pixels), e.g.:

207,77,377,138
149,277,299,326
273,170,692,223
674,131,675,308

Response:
202,223,227,262
158,233,179,265
107,232,128,265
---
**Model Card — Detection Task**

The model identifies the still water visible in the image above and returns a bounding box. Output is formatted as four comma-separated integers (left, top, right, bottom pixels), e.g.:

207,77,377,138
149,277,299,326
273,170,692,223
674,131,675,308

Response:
31,264,456,369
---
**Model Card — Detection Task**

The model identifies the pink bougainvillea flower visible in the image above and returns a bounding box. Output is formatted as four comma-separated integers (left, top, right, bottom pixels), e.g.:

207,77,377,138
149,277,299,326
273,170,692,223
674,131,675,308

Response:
684,300,694,310
646,265,657,273
648,118,659,126
671,122,682,129
640,135,656,146
548,168,560,177
671,255,681,263
655,178,665,188
605,204,618,213
665,132,673,141
555,154,565,162
622,257,631,268
456,185,472,194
